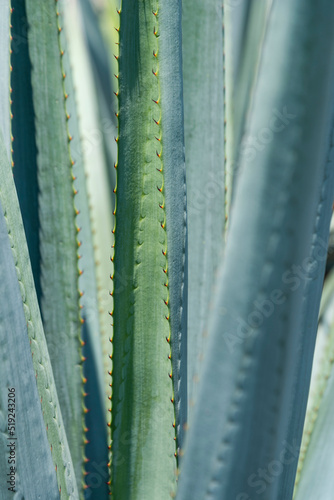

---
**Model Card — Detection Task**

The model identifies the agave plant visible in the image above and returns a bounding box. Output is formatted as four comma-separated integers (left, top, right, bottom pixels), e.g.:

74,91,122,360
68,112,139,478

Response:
1,0,334,498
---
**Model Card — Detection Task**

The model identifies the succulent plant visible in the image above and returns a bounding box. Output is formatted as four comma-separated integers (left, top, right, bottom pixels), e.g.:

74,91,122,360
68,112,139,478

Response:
1,0,334,499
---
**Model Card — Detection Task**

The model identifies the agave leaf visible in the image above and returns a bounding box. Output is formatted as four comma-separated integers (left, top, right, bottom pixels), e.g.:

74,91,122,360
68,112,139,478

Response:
232,0,272,188
0,132,78,498
224,0,273,217
176,1,334,498
158,0,187,452
11,0,41,303
224,0,255,229
111,0,186,496
60,0,110,496
80,0,115,131
224,0,250,87
274,109,334,500
292,127,334,499
24,0,83,487
293,318,334,499
99,0,121,101
182,0,225,411
319,269,334,320
0,0,11,159
81,323,109,500
58,0,105,403
63,0,114,413
0,198,59,500
80,0,117,196
305,267,334,423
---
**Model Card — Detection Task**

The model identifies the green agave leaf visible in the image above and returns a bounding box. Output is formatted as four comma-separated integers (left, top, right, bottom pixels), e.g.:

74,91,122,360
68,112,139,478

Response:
0,197,59,500
11,0,41,303
111,0,186,497
176,0,334,498
0,133,78,497
0,0,11,160
182,0,225,410
24,0,83,488
99,0,121,101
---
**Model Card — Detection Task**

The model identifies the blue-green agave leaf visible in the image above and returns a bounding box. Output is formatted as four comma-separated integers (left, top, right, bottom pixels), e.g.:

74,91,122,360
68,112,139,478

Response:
293,317,334,499
58,1,109,496
80,0,115,130
0,132,78,498
182,0,224,411
304,267,334,434
25,0,84,488
273,105,334,500
158,0,187,451
11,0,41,303
81,322,109,500
319,266,334,320
63,0,114,412
0,197,59,500
58,0,105,402
0,0,11,160
176,1,334,498
291,123,334,499
232,0,272,189
80,0,117,198
224,0,250,88
306,268,334,417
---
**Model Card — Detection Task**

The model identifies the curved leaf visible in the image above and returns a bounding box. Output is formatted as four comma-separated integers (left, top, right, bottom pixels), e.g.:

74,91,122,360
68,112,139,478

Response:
294,317,334,499
25,0,83,488
274,108,334,500
176,0,334,498
0,197,59,500
0,133,78,498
